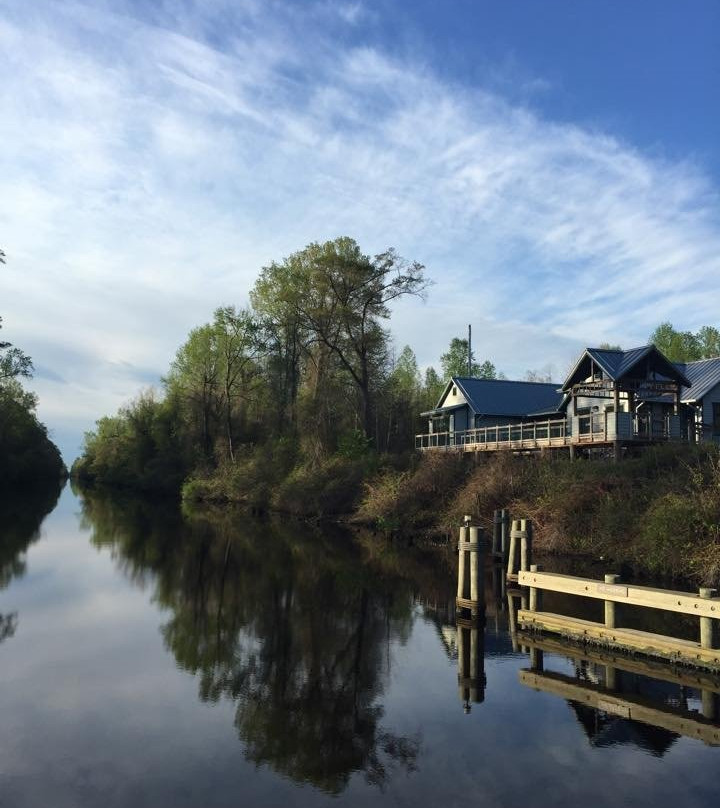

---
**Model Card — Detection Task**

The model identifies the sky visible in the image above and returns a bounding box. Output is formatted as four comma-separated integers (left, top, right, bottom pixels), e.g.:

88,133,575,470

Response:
1,0,719,461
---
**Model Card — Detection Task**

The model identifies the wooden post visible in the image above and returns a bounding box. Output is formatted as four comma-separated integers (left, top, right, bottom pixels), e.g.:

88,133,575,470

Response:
604,574,619,628
492,509,501,556
529,564,542,612
699,588,717,649
457,525,468,600
701,690,716,720
507,519,519,578
520,519,532,573
457,624,467,703
605,665,617,691
507,592,519,653
501,509,509,559
469,526,484,606
529,647,544,671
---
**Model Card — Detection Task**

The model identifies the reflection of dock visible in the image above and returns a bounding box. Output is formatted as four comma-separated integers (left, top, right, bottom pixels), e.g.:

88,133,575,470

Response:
519,667,720,747
515,629,720,747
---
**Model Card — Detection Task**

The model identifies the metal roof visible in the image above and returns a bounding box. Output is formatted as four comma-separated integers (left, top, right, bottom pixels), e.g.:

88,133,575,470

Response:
449,377,564,417
563,345,691,390
675,357,720,402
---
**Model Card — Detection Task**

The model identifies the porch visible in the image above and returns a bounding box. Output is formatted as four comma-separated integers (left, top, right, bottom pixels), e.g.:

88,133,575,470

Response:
415,412,682,452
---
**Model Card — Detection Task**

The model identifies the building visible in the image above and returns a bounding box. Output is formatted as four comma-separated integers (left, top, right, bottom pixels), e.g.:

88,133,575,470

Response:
416,345,720,457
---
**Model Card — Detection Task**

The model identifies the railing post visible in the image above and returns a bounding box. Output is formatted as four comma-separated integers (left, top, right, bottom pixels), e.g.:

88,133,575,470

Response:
529,563,542,612
604,574,620,628
520,519,533,572
700,588,717,649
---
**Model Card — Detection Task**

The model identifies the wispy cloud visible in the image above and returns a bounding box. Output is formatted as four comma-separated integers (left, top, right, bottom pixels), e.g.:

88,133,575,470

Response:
1,0,719,458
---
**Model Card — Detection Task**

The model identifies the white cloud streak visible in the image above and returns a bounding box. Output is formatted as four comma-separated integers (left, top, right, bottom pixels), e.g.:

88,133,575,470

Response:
1,0,719,458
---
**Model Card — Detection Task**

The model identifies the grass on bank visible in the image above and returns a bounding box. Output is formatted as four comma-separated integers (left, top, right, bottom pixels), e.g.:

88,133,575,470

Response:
355,444,720,586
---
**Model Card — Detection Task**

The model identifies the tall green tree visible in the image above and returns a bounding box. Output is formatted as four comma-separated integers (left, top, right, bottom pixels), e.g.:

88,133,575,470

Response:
440,338,496,380
165,324,222,459
251,237,427,442
213,306,262,461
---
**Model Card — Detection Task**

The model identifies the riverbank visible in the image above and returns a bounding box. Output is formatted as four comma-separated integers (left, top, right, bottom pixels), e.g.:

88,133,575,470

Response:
356,444,720,586
74,442,720,587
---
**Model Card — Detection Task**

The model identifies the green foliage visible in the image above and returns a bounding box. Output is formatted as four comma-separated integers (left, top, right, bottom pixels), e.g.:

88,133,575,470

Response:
73,391,186,492
337,429,372,460
0,316,33,382
648,321,720,362
440,337,496,379
0,380,64,484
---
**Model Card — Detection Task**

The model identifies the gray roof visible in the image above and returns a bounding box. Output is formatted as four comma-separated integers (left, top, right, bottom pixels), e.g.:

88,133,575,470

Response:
446,377,564,418
676,357,720,402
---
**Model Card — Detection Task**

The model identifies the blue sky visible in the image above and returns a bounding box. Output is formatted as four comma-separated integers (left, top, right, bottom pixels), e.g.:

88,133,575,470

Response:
0,0,719,461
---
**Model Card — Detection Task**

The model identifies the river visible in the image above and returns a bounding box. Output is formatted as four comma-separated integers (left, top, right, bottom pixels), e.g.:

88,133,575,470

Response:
0,482,718,807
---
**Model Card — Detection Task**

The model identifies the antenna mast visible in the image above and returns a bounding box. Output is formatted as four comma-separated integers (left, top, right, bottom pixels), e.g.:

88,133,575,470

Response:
468,323,472,376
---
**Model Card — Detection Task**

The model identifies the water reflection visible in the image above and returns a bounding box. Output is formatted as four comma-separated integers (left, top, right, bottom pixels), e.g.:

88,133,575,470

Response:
0,480,63,644
77,492,459,794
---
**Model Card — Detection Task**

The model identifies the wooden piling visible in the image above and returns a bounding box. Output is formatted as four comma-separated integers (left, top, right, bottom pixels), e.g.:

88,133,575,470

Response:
507,519,519,578
520,520,532,573
500,508,509,559
604,574,620,629
701,689,716,721
492,509,501,556
469,526,484,606
700,588,717,650
457,525,469,600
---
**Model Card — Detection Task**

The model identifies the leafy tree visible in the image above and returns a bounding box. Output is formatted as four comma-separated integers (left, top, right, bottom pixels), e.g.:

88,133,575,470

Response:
252,237,427,442
165,324,222,459
440,338,497,379
597,342,622,351
648,322,713,362
697,326,720,359
212,306,262,461
381,345,422,451
0,317,33,381
422,366,444,408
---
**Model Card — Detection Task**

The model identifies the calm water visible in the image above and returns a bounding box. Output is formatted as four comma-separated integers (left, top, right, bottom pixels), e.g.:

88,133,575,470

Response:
1,482,719,808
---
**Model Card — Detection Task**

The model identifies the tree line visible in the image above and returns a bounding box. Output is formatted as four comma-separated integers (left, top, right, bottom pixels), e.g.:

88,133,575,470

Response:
74,237,500,496
0,251,65,484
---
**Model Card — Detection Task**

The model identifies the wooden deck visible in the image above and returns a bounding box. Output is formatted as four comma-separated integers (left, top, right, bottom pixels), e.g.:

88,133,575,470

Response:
415,413,680,452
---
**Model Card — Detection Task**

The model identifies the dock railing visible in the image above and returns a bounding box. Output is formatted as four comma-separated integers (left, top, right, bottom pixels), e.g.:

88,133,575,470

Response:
415,417,568,451
512,530,720,669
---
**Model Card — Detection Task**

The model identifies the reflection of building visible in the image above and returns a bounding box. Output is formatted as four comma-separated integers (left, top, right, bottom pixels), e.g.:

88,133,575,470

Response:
570,702,678,757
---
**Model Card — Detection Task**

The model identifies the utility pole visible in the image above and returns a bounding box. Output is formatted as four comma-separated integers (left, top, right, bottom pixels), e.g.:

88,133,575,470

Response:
468,323,472,376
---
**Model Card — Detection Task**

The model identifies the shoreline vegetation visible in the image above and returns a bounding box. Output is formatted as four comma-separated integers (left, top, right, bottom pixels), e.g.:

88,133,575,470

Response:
68,237,720,586
0,251,65,485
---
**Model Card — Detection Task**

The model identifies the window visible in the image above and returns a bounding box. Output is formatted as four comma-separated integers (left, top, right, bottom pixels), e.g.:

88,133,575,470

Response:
713,403,720,436
452,386,457,396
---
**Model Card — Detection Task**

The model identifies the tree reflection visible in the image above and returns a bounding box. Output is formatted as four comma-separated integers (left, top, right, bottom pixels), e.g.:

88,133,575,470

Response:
0,480,63,644
80,492,433,794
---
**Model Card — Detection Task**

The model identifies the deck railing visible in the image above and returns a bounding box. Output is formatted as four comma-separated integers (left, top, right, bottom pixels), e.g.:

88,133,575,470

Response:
415,418,568,450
